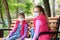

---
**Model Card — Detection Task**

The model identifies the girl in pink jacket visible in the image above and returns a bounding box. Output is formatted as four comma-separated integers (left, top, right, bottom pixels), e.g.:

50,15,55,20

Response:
32,5,52,40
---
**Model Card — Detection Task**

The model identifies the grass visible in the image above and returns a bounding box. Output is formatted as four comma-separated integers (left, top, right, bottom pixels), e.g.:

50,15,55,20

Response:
4,31,9,37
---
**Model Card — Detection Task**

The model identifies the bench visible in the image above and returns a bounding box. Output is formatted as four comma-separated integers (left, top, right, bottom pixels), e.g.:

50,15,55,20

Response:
0,17,58,39
9,17,59,39
10,17,59,30
0,29,11,38
0,38,3,40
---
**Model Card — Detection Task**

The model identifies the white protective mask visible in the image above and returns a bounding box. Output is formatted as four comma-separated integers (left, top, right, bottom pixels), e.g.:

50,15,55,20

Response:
19,18,25,22
33,12,39,17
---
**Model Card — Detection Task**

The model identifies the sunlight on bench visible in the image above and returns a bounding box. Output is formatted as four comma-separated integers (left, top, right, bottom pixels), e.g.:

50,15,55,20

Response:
0,38,3,40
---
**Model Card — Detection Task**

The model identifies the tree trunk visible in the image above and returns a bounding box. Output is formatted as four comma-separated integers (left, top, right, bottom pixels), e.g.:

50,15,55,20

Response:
52,0,55,17
16,0,19,18
0,0,6,27
43,0,51,17
2,0,11,28
32,0,35,6
16,7,18,18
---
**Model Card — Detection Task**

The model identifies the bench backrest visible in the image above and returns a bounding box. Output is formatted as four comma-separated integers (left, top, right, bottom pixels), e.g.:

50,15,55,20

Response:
10,17,59,31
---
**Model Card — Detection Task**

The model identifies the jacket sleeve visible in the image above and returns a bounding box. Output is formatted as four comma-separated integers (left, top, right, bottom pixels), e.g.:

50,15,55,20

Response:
9,20,18,37
32,20,41,40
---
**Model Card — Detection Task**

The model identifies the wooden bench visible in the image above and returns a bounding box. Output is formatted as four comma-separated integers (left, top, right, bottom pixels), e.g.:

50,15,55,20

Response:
9,17,59,39
0,17,58,40
10,17,59,30
0,29,11,38
0,38,3,40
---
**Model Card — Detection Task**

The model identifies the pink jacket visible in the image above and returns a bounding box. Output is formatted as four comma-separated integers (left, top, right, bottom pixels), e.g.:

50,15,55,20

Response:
9,20,28,38
34,14,51,40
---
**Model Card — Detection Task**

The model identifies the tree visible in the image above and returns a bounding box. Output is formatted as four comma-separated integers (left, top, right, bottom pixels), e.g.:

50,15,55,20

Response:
39,0,43,6
16,0,23,18
7,0,33,19
52,0,55,17
23,0,33,15
16,0,19,18
0,0,6,27
2,0,11,28
43,0,51,17
55,0,60,15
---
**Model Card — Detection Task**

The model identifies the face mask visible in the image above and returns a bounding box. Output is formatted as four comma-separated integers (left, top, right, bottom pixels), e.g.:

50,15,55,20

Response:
19,18,25,22
33,12,39,17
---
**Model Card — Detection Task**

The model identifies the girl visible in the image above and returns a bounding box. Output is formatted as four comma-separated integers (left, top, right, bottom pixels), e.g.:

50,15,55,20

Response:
4,13,28,40
32,5,52,40
29,20,34,38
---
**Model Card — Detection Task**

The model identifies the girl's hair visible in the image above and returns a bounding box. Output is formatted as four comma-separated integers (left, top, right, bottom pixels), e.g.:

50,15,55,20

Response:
18,12,25,17
35,5,45,15
35,5,50,29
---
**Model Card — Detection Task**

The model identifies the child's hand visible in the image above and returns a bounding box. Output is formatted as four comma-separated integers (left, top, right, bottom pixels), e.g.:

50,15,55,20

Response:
20,38,21,40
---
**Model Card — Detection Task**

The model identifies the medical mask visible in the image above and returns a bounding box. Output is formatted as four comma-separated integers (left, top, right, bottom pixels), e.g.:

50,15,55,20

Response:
33,12,39,17
19,18,25,22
